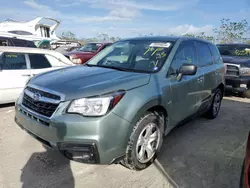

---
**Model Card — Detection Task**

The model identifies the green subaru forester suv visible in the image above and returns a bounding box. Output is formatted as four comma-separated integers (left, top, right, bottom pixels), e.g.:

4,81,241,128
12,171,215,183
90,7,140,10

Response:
15,36,225,170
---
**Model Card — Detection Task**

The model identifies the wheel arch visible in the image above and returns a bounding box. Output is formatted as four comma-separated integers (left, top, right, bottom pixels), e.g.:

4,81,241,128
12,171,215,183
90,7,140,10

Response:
217,83,225,97
130,99,168,132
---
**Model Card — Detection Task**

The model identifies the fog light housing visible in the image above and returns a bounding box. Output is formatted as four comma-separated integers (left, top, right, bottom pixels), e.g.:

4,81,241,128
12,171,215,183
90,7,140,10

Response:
58,143,99,164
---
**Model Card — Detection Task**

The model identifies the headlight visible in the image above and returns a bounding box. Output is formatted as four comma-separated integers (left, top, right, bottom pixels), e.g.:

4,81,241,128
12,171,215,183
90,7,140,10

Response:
71,57,82,64
240,66,250,76
67,91,125,116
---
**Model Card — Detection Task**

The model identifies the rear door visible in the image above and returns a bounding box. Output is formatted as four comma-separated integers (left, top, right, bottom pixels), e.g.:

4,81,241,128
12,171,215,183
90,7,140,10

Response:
0,52,31,103
27,53,63,77
195,41,218,110
208,43,225,86
167,40,203,127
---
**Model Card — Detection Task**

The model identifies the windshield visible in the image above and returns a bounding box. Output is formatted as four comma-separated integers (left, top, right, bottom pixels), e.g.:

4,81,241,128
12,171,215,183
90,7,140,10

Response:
79,43,102,52
86,40,174,73
217,44,250,57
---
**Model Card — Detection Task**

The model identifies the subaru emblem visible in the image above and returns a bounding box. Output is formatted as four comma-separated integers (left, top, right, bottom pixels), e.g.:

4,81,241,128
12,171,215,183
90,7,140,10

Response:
33,92,41,101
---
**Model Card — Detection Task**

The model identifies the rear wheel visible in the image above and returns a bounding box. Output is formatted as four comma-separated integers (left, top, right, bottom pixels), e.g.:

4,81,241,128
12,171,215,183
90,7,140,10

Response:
205,88,222,119
243,90,250,98
121,111,164,170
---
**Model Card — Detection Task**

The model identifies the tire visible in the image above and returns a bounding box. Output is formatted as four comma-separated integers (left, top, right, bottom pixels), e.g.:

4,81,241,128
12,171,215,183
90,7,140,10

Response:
240,159,245,188
121,111,164,170
205,88,222,119
243,90,250,99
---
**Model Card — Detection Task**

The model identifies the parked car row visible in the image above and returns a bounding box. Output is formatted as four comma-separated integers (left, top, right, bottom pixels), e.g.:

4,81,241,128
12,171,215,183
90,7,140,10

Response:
64,42,113,64
217,43,250,98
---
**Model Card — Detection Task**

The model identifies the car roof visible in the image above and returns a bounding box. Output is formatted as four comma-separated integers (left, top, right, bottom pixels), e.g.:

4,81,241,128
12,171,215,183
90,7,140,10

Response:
0,36,34,42
0,46,74,65
87,41,113,44
217,43,250,46
0,46,58,54
120,36,180,42
119,36,213,44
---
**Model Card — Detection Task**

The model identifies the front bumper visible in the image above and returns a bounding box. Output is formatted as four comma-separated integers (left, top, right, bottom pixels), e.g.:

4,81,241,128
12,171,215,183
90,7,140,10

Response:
225,76,250,93
14,99,131,164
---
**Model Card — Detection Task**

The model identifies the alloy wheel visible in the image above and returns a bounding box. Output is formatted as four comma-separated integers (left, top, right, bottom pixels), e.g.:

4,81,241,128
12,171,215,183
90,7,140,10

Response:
135,123,161,164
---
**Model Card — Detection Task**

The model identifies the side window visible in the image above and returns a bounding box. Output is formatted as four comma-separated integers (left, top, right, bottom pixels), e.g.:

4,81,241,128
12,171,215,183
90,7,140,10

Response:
29,54,52,69
0,39,9,46
196,42,213,67
169,41,197,75
102,44,112,50
0,53,27,70
209,44,223,64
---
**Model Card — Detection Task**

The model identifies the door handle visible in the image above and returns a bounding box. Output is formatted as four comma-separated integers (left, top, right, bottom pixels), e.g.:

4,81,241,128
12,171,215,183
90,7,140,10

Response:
197,76,204,82
215,70,219,75
22,74,31,77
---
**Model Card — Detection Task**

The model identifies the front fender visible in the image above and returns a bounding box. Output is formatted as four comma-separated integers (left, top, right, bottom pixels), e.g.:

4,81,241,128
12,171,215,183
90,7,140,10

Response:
112,84,164,149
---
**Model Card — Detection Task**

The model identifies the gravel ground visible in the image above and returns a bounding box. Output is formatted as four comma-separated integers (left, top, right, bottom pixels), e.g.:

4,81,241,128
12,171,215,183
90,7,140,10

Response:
0,96,249,188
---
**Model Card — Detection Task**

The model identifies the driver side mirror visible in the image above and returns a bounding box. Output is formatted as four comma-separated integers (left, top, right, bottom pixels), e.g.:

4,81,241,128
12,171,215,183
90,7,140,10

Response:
177,64,197,81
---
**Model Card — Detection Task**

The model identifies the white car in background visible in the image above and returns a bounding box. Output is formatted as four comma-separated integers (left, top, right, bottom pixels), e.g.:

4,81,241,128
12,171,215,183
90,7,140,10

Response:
0,46,74,104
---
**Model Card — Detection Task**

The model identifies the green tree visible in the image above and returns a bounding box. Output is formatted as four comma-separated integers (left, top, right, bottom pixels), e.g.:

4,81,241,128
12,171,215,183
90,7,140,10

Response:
60,31,77,40
183,32,215,42
213,18,249,43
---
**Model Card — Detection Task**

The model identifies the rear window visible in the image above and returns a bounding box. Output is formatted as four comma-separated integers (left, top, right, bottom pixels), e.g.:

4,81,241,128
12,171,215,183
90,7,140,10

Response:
29,54,52,69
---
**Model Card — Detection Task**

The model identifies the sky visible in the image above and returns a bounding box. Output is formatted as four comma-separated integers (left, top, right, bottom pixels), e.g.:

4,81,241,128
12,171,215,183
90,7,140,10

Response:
0,0,250,38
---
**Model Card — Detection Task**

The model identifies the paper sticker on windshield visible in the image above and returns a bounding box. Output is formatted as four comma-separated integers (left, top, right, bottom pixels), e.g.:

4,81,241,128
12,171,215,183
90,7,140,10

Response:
149,42,171,48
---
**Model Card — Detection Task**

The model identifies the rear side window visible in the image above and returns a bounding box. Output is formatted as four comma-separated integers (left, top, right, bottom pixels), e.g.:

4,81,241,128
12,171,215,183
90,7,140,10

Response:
13,39,36,48
0,53,27,70
196,42,213,67
209,44,223,64
29,54,52,69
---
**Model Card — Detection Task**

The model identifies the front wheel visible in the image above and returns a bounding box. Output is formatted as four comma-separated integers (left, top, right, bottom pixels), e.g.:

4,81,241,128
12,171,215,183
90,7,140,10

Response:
121,111,164,170
205,88,222,119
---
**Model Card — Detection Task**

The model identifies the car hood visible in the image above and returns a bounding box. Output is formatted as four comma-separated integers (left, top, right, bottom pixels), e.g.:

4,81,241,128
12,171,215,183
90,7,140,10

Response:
29,66,151,101
64,51,94,57
222,55,250,67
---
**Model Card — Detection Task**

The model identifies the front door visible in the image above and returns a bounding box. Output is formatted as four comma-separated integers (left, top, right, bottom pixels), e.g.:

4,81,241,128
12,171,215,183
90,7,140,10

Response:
167,40,203,128
0,52,31,103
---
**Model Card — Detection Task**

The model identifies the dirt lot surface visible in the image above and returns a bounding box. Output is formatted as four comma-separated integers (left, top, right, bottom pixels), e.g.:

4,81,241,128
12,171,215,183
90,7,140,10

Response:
0,96,249,188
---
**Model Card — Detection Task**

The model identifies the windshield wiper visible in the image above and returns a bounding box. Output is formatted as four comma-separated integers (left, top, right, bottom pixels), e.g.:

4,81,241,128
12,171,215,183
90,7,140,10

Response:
84,64,134,72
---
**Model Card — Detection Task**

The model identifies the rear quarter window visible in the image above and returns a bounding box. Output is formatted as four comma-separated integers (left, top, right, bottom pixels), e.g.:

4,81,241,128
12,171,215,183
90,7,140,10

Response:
29,54,52,69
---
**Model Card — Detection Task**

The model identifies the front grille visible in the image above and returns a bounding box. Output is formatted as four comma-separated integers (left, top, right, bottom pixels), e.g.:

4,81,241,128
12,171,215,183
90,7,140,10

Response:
226,64,240,77
22,87,61,118
26,86,60,100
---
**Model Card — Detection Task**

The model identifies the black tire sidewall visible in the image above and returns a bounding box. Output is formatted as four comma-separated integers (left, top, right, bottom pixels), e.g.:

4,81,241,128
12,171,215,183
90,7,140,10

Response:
212,89,222,117
243,90,250,98
125,112,164,170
